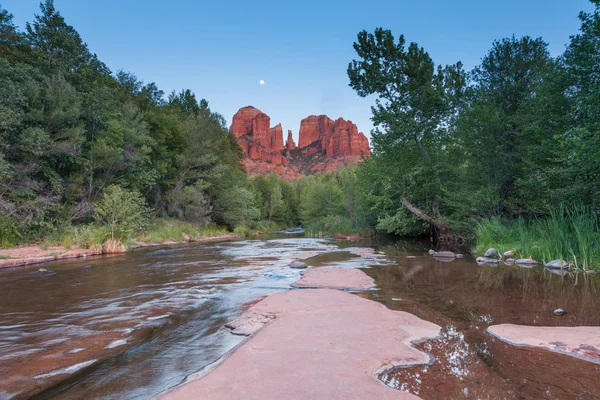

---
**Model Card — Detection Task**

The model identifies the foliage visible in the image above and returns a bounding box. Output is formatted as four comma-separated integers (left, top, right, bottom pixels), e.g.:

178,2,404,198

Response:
94,185,149,240
0,215,21,247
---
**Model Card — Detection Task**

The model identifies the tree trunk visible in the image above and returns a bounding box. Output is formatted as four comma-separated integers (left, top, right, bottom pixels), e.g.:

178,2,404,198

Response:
400,196,452,237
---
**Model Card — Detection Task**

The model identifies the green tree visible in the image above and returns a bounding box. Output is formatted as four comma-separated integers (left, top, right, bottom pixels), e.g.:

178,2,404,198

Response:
348,28,465,238
94,185,148,239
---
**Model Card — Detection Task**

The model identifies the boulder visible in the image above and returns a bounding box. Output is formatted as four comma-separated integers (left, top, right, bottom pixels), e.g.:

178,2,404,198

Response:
545,260,569,270
503,250,515,258
432,251,456,258
289,260,308,269
484,248,500,259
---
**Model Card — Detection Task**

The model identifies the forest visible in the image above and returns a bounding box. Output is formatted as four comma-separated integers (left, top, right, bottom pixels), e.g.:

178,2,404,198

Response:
1,1,599,269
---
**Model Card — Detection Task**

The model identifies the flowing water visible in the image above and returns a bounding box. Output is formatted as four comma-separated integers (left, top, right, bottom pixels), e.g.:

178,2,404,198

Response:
0,236,598,399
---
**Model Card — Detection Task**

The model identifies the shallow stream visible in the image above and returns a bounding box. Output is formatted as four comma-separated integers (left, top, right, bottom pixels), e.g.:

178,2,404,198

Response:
0,236,598,399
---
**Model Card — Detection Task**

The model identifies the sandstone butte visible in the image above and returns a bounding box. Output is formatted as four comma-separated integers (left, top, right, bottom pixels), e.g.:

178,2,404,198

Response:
230,106,371,179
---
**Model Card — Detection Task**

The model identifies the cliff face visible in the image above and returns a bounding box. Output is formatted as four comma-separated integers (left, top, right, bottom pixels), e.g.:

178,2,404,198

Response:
231,106,370,179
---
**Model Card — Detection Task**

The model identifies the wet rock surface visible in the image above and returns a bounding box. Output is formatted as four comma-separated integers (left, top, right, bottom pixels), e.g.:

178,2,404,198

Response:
162,288,440,400
292,266,375,289
487,324,600,364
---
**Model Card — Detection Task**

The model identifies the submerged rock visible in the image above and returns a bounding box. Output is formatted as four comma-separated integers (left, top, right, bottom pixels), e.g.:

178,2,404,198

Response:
553,308,566,316
432,251,456,258
515,258,538,266
289,260,308,269
503,250,515,258
545,260,569,270
484,248,500,259
476,257,499,264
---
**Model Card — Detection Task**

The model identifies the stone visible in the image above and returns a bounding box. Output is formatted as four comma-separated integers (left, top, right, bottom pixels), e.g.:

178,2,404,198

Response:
455,253,464,258
487,324,600,364
292,267,374,290
432,251,456,258
476,257,499,264
553,308,566,316
289,260,308,269
38,268,48,273
515,258,538,266
504,258,516,264
428,249,435,255
545,260,569,270
503,250,515,258
162,289,441,400
484,248,500,259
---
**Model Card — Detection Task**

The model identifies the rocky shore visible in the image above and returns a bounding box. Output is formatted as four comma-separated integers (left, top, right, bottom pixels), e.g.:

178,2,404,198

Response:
0,234,239,270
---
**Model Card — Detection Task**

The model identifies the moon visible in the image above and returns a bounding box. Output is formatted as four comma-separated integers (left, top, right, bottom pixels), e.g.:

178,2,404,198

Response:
259,80,265,85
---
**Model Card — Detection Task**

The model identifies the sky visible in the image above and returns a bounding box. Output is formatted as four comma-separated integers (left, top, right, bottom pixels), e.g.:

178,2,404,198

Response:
2,0,594,142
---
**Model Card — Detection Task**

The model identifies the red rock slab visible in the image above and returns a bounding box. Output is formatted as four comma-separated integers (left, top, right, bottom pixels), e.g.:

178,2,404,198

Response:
487,324,600,364
161,289,440,400
292,267,374,290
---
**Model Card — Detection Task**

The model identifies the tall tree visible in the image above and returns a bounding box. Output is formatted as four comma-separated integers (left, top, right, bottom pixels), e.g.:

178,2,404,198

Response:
348,28,465,238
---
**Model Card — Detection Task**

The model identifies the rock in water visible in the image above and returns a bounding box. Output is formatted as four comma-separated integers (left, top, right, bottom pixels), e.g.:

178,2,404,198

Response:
503,250,515,258
484,248,500,259
289,260,308,269
504,258,516,264
432,251,456,258
545,260,569,270
38,268,48,273
476,257,499,264
455,254,464,258
553,308,566,316
428,249,435,255
515,258,538,265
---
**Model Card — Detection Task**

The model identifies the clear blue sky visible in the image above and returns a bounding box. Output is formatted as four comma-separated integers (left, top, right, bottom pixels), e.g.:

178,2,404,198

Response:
2,0,593,141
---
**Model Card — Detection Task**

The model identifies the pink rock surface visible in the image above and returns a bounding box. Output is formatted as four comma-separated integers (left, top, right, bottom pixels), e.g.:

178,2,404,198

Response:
161,289,440,400
293,267,374,289
487,324,600,364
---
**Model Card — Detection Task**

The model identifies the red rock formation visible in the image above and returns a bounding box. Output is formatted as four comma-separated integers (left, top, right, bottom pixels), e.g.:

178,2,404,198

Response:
298,115,370,158
230,106,370,180
269,124,284,150
285,130,296,150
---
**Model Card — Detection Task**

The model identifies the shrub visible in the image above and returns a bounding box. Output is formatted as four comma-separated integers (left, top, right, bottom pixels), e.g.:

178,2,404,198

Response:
94,185,149,240
0,216,21,248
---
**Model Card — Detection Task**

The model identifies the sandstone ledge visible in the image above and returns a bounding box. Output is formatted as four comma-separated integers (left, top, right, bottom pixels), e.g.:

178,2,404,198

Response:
487,324,600,364
161,288,440,400
292,267,374,290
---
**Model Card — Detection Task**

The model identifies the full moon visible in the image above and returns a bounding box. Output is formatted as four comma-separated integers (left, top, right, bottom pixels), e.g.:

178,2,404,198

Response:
259,80,265,85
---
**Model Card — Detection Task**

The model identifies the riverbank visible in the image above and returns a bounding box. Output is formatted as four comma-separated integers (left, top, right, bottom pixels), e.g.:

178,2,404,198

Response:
0,233,239,270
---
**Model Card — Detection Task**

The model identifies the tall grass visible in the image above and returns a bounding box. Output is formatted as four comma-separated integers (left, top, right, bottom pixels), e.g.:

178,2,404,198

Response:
135,219,228,243
474,205,600,270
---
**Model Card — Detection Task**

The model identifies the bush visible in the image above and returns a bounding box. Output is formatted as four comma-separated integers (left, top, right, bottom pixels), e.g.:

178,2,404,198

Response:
94,185,149,240
0,216,22,248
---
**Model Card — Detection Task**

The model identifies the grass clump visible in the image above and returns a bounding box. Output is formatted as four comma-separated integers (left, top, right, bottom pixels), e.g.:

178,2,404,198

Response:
135,219,227,243
474,204,600,270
